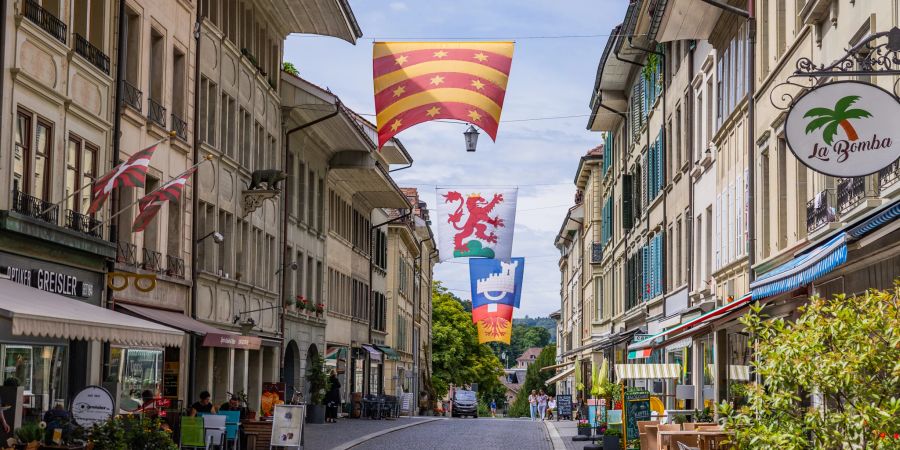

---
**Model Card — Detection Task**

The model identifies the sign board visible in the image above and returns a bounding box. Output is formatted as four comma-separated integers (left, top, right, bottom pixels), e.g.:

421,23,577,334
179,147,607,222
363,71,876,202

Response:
555,394,572,419
270,404,305,448
3,266,94,298
201,333,262,350
71,386,114,428
261,382,285,417
785,81,900,177
624,389,651,449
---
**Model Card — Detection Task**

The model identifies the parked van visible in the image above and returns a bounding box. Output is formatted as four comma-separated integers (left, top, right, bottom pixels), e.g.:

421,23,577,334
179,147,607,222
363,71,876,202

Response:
452,389,478,418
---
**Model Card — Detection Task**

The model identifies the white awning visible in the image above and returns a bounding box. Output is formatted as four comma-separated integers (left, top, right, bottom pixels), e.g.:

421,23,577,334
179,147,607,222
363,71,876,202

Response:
615,364,681,380
545,366,576,386
0,279,183,347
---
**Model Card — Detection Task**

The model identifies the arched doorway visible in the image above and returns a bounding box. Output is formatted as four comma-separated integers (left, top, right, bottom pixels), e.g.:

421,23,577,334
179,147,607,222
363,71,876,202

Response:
305,344,319,399
283,341,300,399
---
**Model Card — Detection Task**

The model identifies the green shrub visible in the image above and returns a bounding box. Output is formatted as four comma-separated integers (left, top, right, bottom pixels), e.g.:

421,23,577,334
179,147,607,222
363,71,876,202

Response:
89,415,176,450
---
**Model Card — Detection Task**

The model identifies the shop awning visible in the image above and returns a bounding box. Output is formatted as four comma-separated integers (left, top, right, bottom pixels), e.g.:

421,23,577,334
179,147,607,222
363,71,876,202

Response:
375,345,400,361
751,233,848,300
539,362,573,372
544,366,576,386
117,303,235,336
325,346,347,360
615,364,681,380
0,278,183,347
594,329,641,352
361,344,382,362
627,348,652,360
628,294,753,352
847,198,900,238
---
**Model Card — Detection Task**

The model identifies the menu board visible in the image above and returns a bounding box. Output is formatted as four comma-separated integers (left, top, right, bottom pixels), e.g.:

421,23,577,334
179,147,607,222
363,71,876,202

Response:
270,404,305,448
163,362,179,398
555,395,572,419
624,389,651,448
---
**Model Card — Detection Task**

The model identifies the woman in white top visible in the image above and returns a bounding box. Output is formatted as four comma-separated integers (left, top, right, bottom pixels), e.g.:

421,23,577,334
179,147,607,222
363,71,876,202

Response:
528,390,538,421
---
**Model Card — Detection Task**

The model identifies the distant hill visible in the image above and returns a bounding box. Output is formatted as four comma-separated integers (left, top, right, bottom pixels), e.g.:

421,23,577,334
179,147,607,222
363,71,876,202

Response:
513,316,556,343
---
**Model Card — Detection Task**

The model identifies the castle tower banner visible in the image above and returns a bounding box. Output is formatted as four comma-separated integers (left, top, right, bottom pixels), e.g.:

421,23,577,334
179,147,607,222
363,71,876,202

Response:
469,257,525,308
436,188,517,261
472,303,514,344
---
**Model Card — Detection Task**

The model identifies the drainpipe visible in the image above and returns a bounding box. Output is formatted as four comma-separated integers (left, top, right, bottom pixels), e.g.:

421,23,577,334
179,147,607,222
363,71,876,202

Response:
747,1,757,284
687,41,696,295
189,17,202,404
279,102,340,384
0,0,7,138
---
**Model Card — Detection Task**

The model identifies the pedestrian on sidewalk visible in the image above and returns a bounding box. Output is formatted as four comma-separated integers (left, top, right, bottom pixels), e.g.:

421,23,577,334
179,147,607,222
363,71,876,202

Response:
490,399,497,417
325,370,341,423
528,390,538,421
537,390,548,421
547,396,556,420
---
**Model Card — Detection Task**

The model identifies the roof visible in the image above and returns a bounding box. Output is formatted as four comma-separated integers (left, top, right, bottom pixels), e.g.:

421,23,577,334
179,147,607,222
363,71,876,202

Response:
517,347,543,362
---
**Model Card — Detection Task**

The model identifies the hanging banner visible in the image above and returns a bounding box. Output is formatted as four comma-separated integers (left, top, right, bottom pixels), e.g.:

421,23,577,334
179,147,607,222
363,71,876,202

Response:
785,81,900,177
372,41,514,148
436,188,517,261
469,257,525,308
472,303,514,344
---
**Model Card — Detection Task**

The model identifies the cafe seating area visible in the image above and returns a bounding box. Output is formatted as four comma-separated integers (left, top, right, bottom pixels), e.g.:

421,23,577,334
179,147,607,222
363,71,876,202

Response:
637,420,734,450
359,395,401,420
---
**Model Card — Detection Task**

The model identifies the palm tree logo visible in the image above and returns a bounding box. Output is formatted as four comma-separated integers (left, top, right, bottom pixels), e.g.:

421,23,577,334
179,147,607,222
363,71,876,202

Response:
804,95,872,145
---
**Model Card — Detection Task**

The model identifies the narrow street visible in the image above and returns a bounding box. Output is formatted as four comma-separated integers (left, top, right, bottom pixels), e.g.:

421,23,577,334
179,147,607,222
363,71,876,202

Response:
354,418,552,450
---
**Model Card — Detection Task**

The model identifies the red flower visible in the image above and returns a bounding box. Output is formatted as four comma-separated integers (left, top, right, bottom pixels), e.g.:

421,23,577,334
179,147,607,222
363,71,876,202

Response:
893,433,899,440
880,432,886,439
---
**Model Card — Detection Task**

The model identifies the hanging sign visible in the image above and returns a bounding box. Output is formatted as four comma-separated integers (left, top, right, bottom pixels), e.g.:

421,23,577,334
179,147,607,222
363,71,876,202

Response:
469,257,525,308
71,385,114,428
436,188,517,261
785,81,900,177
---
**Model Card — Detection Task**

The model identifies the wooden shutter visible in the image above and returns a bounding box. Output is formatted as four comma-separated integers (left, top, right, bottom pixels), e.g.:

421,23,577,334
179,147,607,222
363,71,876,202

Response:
622,174,633,230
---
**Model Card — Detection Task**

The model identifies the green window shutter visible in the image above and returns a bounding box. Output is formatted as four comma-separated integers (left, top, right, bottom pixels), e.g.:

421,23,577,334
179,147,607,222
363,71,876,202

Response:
622,174,633,230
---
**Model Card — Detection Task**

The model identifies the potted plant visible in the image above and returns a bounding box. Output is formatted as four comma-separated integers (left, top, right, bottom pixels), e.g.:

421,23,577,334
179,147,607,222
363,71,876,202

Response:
693,407,714,423
602,426,622,450
315,303,325,317
305,352,328,424
14,422,43,450
296,296,308,312
89,415,176,450
305,301,317,315
576,419,592,437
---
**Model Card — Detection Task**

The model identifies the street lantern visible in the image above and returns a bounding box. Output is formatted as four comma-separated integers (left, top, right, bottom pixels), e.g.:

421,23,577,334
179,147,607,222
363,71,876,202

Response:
464,124,480,152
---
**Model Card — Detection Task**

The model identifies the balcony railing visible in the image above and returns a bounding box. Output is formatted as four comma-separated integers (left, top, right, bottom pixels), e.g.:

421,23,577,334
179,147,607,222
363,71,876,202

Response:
171,113,187,141
165,254,185,278
122,80,142,112
23,0,66,44
148,98,166,128
74,33,110,75
65,209,103,238
12,188,58,225
837,177,868,213
879,159,900,191
807,190,837,233
591,242,603,264
142,248,163,272
116,241,138,266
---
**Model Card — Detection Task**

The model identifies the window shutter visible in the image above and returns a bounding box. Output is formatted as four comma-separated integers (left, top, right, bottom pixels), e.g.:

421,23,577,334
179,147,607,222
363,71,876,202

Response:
622,174,633,230
642,154,649,206
641,76,647,122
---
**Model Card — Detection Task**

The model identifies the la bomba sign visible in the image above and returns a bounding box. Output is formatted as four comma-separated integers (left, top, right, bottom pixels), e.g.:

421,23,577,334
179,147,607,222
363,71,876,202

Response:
785,81,900,177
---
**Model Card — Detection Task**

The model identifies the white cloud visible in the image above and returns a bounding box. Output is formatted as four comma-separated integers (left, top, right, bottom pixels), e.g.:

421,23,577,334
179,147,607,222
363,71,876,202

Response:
389,2,408,12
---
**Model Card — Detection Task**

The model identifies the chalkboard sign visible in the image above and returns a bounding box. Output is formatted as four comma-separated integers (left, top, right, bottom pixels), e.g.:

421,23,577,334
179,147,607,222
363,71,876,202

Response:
555,395,572,420
624,389,651,448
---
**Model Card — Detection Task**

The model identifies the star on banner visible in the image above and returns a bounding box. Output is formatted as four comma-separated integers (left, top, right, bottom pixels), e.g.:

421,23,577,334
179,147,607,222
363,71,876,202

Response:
467,110,482,122
426,106,441,117
392,85,406,97
471,79,485,90
395,55,409,65
433,50,448,59
430,75,445,86
473,52,488,62
390,119,403,131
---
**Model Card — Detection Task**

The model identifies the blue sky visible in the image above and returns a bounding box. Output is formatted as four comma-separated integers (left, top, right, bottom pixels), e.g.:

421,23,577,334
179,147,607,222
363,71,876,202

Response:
284,0,627,318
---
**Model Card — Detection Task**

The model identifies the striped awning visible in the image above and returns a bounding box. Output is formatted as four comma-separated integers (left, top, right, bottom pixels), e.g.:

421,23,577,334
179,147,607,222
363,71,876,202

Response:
545,366,576,386
615,364,681,380
729,365,750,381
847,198,900,238
627,348,652,360
751,233,848,300
628,294,752,352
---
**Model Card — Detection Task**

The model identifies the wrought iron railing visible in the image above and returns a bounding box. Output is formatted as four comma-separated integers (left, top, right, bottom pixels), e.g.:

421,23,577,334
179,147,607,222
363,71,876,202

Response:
171,113,187,141
837,177,866,213
591,242,603,264
12,188,58,225
148,98,166,128
122,80,142,112
142,248,163,272
23,0,66,44
116,241,138,266
65,209,103,238
878,159,900,190
807,191,836,233
74,33,109,74
165,254,185,278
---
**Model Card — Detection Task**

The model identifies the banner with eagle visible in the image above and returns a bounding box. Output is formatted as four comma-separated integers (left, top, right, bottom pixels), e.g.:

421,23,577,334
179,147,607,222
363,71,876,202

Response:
472,302,514,344
373,42,514,148
436,188,517,261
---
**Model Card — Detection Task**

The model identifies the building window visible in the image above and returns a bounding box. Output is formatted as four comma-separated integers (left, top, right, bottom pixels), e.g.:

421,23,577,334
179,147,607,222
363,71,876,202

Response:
777,137,788,250
65,136,99,214
1,344,68,417
33,119,54,202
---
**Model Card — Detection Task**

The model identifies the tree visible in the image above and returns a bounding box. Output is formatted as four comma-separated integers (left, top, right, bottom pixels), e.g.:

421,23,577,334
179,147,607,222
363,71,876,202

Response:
431,282,505,405
490,324,552,365
803,95,871,144
722,287,900,449
508,345,557,417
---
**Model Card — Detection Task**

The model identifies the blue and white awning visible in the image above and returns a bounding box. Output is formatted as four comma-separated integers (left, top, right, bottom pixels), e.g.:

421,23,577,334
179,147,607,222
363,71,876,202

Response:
847,199,900,239
750,233,848,300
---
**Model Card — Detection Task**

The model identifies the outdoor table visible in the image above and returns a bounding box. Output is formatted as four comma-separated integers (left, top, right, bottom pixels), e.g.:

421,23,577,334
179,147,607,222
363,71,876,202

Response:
697,430,735,450
658,430,700,450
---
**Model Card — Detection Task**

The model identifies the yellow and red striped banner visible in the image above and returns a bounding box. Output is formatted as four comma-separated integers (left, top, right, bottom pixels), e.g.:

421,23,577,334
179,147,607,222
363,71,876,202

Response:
373,41,514,148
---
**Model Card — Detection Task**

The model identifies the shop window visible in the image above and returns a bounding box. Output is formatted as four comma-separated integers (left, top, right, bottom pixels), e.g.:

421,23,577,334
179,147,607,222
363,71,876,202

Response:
1,344,68,418
698,334,715,409
106,347,163,411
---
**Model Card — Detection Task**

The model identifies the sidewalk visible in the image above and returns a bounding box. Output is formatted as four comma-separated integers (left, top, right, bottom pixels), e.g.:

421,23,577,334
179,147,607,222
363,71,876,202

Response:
303,416,439,449
546,419,601,450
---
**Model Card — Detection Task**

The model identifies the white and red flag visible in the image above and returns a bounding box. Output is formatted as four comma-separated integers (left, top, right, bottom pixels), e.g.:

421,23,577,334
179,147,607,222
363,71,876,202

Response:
88,144,158,214
436,188,517,261
132,168,195,232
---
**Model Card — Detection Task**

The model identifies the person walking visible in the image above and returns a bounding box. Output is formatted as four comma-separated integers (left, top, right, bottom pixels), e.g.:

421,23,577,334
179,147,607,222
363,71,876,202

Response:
325,370,341,423
537,390,549,421
528,390,538,421
490,399,497,417
547,396,556,420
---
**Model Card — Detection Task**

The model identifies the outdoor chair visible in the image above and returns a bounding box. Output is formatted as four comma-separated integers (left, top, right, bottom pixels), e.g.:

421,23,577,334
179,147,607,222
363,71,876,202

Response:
673,435,700,450
638,420,659,433
201,414,227,448
179,416,207,449
644,424,660,450
659,423,681,431
219,410,241,449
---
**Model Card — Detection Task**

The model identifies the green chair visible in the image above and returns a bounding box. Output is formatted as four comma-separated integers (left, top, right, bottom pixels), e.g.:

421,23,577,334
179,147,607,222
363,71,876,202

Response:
180,416,207,449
